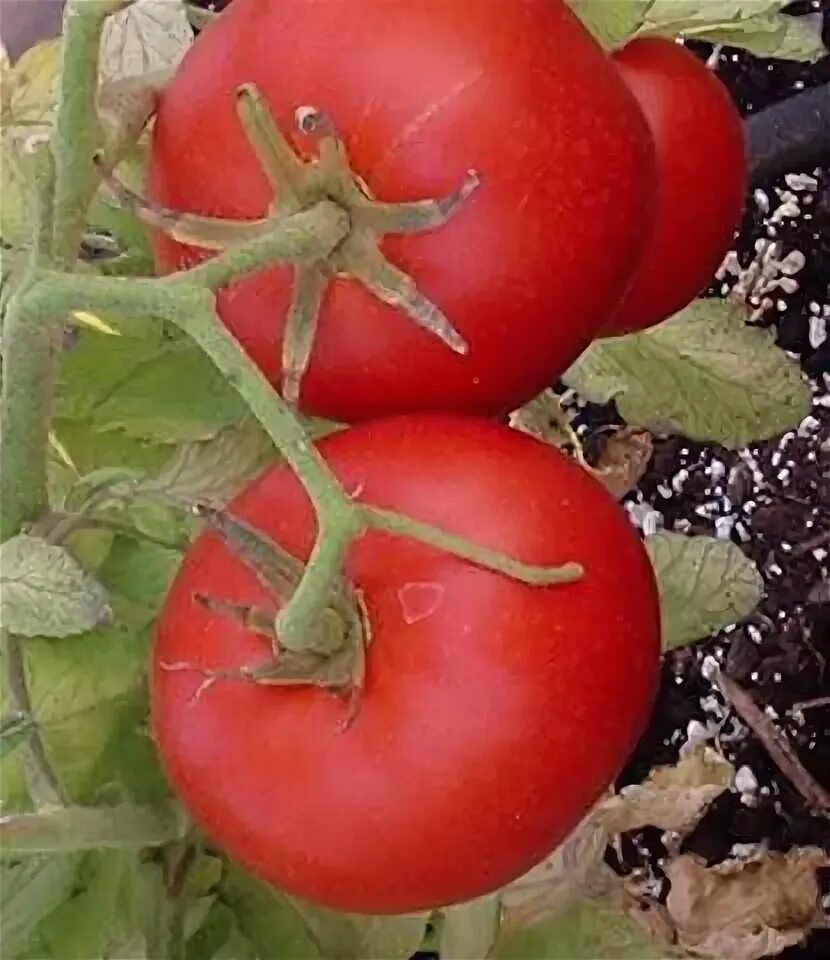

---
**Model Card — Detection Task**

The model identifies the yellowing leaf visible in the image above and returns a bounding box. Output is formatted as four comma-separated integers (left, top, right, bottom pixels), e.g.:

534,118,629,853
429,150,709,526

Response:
0,38,61,246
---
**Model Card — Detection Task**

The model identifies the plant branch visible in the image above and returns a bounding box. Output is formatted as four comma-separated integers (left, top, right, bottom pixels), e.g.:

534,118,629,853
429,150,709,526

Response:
362,506,585,585
0,631,67,809
51,0,126,266
747,82,830,187
162,200,349,291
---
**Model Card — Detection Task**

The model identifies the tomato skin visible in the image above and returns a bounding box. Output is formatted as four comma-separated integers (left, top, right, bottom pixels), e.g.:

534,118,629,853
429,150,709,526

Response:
152,415,660,913
149,0,655,422
601,38,746,337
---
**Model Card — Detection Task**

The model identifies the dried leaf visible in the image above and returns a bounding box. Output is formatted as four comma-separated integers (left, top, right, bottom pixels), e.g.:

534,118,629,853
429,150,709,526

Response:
100,0,194,84
591,428,653,498
665,849,829,959
508,389,577,452
501,799,616,931
603,747,734,835
0,535,111,638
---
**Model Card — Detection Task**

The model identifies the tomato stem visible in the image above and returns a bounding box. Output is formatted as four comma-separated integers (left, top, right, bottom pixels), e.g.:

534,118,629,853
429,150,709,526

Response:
360,506,585,585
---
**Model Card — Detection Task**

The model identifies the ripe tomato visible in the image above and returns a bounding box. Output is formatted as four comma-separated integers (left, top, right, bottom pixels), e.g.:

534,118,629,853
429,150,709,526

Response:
149,0,655,422
152,415,660,913
601,37,746,337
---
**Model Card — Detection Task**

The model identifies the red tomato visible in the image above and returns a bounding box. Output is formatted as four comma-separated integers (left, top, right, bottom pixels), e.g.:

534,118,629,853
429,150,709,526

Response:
152,415,660,913
601,38,746,337
149,0,655,422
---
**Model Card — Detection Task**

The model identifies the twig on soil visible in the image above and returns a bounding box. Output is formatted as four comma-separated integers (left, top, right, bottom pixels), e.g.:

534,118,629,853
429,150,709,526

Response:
792,528,830,558
790,696,830,714
714,668,830,816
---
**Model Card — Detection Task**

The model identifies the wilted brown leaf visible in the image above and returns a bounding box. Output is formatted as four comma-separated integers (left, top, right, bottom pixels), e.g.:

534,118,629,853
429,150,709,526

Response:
665,848,829,959
603,746,734,836
591,427,654,498
501,799,615,931
508,389,582,457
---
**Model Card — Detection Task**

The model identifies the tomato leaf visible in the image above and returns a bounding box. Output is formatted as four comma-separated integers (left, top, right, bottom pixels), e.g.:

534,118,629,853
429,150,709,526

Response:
3,850,174,960
287,894,431,960
563,300,811,448
665,848,827,958
638,1,827,61
645,532,764,649
100,0,194,83
0,628,144,807
493,899,670,959
568,0,652,49
0,854,84,959
0,535,111,638
0,39,61,246
132,420,276,507
57,330,248,442
439,894,502,959
96,535,182,627
219,865,321,959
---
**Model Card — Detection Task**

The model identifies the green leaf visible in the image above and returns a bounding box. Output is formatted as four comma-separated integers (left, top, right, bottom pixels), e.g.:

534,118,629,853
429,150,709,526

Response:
0,855,83,958
493,899,669,959
57,330,248,442
0,535,111,638
646,532,764,648
186,900,240,960
440,894,502,959
219,865,321,959
287,894,431,960
36,851,138,960
0,39,61,246
564,300,811,448
0,802,183,856
222,863,431,960
134,420,276,506
88,144,155,268
0,624,150,808
96,535,181,627
568,0,652,48
637,0,826,61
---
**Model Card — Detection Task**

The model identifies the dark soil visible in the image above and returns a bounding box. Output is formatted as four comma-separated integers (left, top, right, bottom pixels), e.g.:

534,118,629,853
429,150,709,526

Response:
579,5,830,957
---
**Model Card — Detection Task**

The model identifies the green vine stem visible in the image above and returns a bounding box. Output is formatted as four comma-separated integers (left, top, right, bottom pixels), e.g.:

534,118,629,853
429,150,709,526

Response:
51,0,131,267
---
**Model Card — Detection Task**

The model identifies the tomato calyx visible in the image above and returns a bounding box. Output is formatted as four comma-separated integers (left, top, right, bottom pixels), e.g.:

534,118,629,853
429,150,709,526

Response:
107,82,480,405
160,503,369,715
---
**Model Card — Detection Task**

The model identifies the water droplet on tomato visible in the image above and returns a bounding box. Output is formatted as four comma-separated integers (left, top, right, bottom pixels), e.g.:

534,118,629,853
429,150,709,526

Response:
397,581,444,624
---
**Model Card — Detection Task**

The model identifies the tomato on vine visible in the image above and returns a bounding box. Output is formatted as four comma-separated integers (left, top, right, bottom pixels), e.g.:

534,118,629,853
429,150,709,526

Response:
152,415,661,914
149,0,655,422
601,37,747,337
